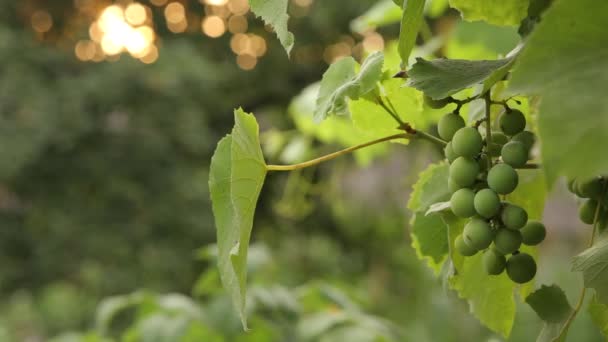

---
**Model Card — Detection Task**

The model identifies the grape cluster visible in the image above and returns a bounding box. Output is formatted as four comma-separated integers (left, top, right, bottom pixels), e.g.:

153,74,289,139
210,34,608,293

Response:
439,109,546,284
568,176,608,226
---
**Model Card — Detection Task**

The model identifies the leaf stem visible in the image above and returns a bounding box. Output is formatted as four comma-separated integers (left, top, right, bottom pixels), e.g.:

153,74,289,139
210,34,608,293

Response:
484,93,492,170
266,134,409,171
377,96,406,127
558,181,608,336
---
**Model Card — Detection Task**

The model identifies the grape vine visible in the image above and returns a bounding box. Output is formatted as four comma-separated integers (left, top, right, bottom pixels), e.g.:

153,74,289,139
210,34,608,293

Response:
209,0,608,340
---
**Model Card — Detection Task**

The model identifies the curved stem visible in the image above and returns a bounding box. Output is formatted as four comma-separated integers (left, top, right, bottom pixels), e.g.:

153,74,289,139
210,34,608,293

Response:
417,130,447,146
266,134,409,172
559,182,608,336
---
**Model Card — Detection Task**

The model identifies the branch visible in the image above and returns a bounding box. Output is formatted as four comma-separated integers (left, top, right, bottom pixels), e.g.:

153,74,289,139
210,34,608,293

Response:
266,133,409,172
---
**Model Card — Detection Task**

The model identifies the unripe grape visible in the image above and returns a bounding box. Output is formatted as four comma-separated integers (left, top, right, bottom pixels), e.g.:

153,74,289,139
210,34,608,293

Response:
577,177,603,199
501,141,528,168
487,164,518,194
451,188,476,218
483,248,506,275
438,113,465,141
492,132,509,146
499,109,526,136
474,189,501,218
521,221,546,245
506,253,536,283
455,235,477,256
494,228,523,254
444,142,458,163
448,178,463,193
501,204,528,230
450,157,480,187
424,95,451,109
512,131,536,151
579,199,598,225
463,218,494,250
452,127,483,158
567,178,578,194
488,143,503,157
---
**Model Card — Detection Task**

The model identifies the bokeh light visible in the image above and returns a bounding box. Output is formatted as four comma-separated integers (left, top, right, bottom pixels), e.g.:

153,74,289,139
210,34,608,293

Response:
202,16,226,38
31,10,53,33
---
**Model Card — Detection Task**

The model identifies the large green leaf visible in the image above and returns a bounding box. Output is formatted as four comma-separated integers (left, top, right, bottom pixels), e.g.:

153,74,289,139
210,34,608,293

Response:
406,57,514,99
572,237,608,305
314,52,384,122
407,162,450,212
410,213,448,274
209,109,267,329
249,0,294,55
508,0,608,185
526,284,572,342
589,295,608,339
398,0,426,67
449,0,529,26
407,162,451,273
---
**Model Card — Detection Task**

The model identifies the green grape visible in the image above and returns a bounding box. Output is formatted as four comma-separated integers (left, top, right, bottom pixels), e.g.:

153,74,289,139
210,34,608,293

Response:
501,204,528,230
438,113,465,141
511,131,536,151
499,109,526,136
487,164,518,194
491,132,509,146
579,199,598,225
521,221,546,245
463,218,494,250
577,177,603,199
488,143,503,157
474,188,501,218
424,95,451,109
494,228,523,254
448,178,463,193
455,235,477,256
506,253,537,284
501,141,528,168
450,188,476,218
483,248,506,275
452,127,483,158
444,142,458,163
567,178,578,194
449,157,480,187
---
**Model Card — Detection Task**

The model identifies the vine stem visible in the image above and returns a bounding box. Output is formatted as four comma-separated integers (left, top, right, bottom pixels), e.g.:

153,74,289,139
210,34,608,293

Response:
558,181,608,336
266,134,409,171
483,92,492,169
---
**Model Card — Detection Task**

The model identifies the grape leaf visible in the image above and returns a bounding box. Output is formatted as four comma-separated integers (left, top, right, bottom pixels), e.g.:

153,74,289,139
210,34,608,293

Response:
249,0,294,55
572,237,608,305
407,162,450,212
351,0,402,34
314,52,384,122
425,201,451,215
410,213,448,274
526,285,572,323
526,285,573,342
398,0,426,67
508,0,608,185
407,163,450,273
209,109,267,329
449,0,529,26
406,57,514,99
589,295,608,339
